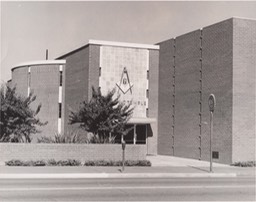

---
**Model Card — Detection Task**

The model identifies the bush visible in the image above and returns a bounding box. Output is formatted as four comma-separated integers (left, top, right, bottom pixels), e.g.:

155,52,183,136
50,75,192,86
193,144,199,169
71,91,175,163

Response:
46,159,81,166
5,159,46,166
69,87,134,144
53,159,81,166
5,160,23,166
5,159,150,166
231,161,256,167
84,160,151,167
37,133,87,144
5,159,81,166
1,84,47,143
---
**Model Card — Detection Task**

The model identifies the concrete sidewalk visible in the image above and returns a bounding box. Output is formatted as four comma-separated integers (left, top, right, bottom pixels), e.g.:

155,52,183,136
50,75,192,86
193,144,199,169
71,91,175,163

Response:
147,155,230,167
0,155,254,178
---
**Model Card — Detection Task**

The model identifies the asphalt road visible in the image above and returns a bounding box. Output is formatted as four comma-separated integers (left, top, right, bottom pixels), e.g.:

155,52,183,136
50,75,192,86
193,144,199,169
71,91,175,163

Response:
0,177,255,201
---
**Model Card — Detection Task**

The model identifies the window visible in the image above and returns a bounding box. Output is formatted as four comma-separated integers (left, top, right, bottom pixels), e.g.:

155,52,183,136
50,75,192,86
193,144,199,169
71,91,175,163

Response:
59,71,63,86
59,103,62,118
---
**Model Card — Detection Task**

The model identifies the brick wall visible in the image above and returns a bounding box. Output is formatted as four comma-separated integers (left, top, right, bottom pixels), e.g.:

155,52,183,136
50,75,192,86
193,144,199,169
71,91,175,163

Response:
88,44,100,99
0,143,146,162
174,30,201,159
148,49,159,155
201,19,233,164
232,18,256,162
30,65,60,139
157,39,174,155
157,18,240,164
61,46,90,134
12,66,28,97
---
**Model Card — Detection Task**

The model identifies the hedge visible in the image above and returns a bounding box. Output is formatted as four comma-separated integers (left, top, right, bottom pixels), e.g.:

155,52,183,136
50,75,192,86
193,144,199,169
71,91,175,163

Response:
5,159,151,167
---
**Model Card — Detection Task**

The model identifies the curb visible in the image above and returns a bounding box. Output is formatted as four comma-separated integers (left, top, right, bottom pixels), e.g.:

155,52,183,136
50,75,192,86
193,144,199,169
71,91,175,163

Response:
0,173,237,179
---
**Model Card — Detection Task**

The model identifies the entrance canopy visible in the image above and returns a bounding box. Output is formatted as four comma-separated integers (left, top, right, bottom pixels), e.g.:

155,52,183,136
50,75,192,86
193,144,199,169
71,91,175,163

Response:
127,117,156,124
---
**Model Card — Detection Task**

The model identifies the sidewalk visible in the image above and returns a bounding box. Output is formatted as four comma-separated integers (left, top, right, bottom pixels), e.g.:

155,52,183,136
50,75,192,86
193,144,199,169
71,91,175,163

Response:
0,155,254,178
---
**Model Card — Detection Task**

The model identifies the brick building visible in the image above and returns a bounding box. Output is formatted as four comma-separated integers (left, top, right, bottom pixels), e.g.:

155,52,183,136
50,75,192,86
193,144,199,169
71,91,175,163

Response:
10,41,160,155
158,17,256,164
9,17,255,164
10,60,66,140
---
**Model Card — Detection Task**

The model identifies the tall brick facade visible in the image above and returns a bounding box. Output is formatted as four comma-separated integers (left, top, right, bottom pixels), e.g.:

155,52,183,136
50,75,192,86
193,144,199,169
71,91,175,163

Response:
201,19,233,164
174,30,202,159
58,46,90,134
158,17,256,164
232,18,256,162
58,41,159,155
158,39,174,155
30,64,60,139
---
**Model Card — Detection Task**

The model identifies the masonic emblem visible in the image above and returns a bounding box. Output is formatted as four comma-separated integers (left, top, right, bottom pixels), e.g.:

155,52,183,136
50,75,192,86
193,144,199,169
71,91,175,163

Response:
116,67,133,94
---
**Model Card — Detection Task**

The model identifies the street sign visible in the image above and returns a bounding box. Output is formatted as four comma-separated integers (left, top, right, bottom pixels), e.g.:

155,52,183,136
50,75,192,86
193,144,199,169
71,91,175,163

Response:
208,94,216,173
208,94,216,112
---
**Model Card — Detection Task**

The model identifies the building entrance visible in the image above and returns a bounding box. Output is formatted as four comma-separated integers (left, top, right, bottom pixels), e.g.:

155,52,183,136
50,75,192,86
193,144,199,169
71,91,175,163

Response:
125,124,147,144
115,124,147,144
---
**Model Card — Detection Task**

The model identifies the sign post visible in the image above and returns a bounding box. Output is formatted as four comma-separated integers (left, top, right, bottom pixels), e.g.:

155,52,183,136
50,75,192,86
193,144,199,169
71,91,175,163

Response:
208,94,216,173
121,135,126,172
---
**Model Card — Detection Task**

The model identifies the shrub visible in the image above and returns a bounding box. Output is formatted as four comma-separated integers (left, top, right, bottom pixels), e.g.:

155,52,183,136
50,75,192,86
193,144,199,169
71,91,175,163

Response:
47,159,58,166
84,160,151,167
5,159,46,166
5,159,150,167
5,160,23,166
5,159,81,166
87,134,116,144
46,159,81,166
33,160,46,166
69,87,134,144
231,161,256,167
1,84,47,143
37,133,85,144
55,159,81,166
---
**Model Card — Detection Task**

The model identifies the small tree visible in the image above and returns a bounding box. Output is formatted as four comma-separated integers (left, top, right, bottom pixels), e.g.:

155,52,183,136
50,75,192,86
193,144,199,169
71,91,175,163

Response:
0,83,47,142
69,87,133,143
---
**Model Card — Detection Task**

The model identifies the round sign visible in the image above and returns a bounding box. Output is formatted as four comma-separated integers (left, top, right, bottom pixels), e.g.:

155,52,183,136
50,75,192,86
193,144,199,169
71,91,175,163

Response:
208,94,216,112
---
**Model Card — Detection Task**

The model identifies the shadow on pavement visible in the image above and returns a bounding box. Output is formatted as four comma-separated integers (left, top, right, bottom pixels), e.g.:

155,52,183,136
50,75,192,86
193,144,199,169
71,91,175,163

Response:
188,166,210,173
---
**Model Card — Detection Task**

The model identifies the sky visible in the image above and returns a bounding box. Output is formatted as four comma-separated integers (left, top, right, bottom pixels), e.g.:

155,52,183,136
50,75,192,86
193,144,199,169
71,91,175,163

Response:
1,1,256,83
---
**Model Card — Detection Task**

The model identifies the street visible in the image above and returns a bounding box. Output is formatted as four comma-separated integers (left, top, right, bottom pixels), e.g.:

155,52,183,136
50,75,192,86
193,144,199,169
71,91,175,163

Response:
0,177,255,201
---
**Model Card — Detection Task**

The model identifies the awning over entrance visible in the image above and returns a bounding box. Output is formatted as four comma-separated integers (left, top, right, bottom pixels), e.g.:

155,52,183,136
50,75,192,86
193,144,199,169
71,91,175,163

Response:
127,117,156,124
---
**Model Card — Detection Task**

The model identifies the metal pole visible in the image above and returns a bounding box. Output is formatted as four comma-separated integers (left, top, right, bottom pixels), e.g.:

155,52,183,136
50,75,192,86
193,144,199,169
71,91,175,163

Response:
122,146,125,172
210,111,213,173
121,134,125,172
133,124,136,144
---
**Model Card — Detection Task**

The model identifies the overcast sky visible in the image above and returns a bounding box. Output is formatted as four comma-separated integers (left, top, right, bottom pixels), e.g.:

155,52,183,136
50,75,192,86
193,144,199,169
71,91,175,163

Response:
1,1,256,82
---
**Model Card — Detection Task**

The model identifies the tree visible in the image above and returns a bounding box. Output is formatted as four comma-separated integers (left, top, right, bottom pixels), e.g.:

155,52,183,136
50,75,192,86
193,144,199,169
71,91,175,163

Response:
0,83,47,142
69,87,133,143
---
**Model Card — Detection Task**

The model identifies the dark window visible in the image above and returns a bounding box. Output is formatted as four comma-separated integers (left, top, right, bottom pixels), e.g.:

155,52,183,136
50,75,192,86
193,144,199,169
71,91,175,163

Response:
146,89,149,98
212,151,219,159
147,70,149,80
136,125,146,144
59,103,62,118
60,71,63,86
99,67,101,77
